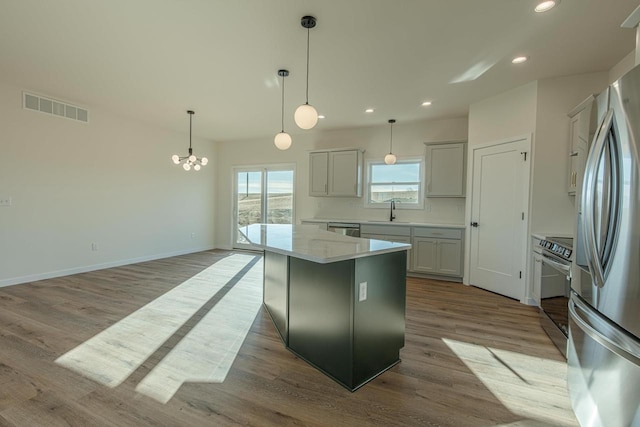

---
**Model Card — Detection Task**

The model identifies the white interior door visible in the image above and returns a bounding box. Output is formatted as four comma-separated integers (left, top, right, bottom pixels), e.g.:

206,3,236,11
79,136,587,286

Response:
468,137,530,301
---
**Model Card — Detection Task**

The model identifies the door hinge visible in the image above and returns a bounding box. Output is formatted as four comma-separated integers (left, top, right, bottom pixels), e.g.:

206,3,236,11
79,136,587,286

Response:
521,151,527,161
519,271,522,279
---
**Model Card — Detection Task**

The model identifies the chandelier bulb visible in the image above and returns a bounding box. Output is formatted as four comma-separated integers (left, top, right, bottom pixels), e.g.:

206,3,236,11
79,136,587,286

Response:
183,163,191,171
171,154,180,164
201,157,208,166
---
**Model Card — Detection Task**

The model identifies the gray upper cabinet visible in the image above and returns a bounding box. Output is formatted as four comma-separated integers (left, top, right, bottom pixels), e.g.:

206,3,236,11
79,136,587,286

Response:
425,142,467,197
309,149,363,197
309,152,329,196
567,95,595,197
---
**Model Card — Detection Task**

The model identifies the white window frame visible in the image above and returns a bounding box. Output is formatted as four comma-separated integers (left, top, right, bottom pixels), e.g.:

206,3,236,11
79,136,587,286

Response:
232,163,296,249
365,157,425,209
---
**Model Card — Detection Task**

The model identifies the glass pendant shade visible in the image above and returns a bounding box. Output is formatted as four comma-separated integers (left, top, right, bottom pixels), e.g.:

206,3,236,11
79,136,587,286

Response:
275,69,293,150
183,163,191,171
194,164,201,171
274,131,292,150
384,153,397,165
201,157,208,166
294,104,318,130
171,154,180,164
385,119,397,165
295,16,318,131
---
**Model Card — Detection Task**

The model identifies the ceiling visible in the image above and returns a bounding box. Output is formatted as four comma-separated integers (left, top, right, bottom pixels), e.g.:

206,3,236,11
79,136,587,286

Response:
1,0,638,142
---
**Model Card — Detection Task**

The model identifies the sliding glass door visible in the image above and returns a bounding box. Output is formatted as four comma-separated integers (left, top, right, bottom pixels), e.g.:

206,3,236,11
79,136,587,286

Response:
234,166,295,248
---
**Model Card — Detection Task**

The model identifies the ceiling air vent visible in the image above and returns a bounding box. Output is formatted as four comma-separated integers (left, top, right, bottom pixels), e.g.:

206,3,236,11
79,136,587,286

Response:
23,92,89,123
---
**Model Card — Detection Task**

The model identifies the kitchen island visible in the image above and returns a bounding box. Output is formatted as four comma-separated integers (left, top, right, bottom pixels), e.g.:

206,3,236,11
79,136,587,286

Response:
239,223,410,391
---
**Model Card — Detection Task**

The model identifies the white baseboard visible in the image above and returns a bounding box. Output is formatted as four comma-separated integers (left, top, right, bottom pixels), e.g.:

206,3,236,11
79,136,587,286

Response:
0,246,216,288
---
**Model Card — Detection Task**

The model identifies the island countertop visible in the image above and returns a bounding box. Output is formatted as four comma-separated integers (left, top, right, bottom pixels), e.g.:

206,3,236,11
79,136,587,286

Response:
239,223,411,264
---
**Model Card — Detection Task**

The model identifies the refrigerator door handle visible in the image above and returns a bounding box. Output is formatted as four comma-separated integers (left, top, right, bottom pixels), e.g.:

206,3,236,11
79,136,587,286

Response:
582,109,614,288
570,297,640,365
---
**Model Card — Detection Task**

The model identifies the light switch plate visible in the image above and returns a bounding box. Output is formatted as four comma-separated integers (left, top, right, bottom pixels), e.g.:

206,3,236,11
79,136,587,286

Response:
0,197,12,207
359,282,367,302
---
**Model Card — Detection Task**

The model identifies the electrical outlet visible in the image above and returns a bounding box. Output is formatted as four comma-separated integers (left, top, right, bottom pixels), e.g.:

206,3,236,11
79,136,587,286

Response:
0,197,12,207
359,282,367,302
91,243,99,251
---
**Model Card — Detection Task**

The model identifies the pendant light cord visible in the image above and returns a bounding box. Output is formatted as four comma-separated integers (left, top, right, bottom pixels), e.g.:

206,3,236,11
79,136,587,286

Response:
189,112,193,150
281,74,285,132
389,122,393,153
305,26,310,104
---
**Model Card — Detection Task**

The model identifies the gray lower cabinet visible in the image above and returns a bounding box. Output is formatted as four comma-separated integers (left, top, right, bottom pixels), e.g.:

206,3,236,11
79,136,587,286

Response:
412,227,463,277
361,225,412,270
361,233,411,270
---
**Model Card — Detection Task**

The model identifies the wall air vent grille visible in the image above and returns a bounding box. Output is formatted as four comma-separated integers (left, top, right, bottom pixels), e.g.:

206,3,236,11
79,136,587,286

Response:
22,92,89,123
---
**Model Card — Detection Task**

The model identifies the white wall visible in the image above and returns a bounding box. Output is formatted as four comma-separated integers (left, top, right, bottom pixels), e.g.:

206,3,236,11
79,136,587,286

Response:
0,82,217,286
609,50,636,83
468,81,538,147
215,117,468,249
532,72,608,234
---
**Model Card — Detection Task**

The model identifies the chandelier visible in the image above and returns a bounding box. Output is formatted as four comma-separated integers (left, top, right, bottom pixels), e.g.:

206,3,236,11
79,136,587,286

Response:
171,110,208,171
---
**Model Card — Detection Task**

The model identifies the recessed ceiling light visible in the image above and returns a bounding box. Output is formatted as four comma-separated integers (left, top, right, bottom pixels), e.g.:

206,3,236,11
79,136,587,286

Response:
318,115,325,119
421,101,432,106
535,0,558,13
512,56,528,64
365,108,374,113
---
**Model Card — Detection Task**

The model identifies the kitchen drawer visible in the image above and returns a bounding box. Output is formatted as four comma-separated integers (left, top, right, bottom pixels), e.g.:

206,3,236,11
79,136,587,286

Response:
413,227,462,239
360,224,411,236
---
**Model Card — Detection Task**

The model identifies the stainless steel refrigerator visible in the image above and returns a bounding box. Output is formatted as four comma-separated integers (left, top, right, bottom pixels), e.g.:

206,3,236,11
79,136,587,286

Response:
570,64,640,426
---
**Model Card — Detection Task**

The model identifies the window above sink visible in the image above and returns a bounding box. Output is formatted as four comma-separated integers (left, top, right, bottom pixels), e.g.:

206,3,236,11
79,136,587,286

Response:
365,157,424,209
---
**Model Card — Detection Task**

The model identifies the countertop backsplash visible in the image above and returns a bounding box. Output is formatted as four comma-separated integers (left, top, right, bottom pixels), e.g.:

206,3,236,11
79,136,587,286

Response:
309,196,466,225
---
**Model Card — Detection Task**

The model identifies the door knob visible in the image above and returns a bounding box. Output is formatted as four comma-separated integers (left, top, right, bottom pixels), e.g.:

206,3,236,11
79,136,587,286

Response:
470,222,479,227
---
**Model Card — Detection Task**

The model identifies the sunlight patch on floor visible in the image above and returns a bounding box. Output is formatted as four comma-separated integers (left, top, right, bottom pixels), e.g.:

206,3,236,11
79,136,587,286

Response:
55,254,261,399
442,338,576,426
135,258,263,403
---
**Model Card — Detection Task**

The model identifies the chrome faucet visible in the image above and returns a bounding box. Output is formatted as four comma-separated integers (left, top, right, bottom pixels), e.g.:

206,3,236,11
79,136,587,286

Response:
389,200,396,222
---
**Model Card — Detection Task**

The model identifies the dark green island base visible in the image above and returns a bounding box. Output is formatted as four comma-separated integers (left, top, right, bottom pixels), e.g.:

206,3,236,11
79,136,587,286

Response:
263,249,407,391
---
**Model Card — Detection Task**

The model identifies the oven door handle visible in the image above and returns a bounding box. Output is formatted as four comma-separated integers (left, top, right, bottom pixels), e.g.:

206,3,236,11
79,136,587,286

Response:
542,255,571,277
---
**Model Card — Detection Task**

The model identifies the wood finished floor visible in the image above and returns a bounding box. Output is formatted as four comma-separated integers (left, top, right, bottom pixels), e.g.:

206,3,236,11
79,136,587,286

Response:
0,250,578,427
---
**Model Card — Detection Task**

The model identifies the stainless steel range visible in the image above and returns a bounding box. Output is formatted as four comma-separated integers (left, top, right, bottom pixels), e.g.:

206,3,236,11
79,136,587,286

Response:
538,236,573,357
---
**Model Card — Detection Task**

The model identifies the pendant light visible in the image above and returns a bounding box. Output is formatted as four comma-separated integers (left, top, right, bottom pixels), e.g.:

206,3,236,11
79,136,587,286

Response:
294,15,318,130
171,110,208,171
274,69,292,150
384,119,397,165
